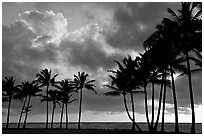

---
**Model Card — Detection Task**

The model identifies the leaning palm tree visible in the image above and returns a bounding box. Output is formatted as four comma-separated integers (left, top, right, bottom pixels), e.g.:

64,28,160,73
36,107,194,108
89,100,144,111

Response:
2,76,19,128
104,57,143,131
73,72,96,130
167,2,202,133
14,81,31,128
22,82,42,128
41,90,61,129
35,69,58,129
55,79,77,129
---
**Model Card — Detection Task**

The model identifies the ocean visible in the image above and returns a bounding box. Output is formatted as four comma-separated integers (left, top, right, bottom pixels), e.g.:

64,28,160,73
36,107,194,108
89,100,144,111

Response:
2,122,202,133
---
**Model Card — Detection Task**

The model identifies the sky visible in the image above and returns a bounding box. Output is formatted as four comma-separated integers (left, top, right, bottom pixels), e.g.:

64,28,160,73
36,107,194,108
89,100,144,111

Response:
2,2,202,123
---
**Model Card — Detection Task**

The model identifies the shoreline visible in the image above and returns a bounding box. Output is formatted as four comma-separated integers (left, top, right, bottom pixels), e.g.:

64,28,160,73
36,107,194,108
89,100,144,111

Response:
2,128,195,134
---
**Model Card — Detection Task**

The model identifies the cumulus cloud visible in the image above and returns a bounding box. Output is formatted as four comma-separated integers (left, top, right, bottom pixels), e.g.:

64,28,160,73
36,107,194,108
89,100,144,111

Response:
19,10,68,45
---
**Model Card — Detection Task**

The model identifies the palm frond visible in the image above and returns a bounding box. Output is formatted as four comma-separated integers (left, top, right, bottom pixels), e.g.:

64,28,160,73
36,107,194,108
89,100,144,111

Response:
104,90,121,96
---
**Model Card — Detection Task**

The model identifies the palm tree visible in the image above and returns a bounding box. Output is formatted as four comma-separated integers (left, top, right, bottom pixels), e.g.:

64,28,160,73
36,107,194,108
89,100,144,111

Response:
104,56,143,131
135,54,152,131
21,81,42,128
35,68,58,129
167,2,202,133
14,81,31,128
41,90,61,129
55,79,77,129
73,72,96,130
144,17,189,132
2,76,18,128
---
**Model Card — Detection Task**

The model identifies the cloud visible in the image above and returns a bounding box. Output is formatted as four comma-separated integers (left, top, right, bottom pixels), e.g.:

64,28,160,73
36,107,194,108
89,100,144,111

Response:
2,20,58,82
59,23,124,72
104,2,179,51
19,10,67,45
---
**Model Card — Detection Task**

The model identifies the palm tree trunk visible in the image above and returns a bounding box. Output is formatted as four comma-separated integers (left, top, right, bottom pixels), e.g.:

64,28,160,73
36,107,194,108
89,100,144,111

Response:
51,101,55,129
161,69,167,132
60,103,64,129
151,81,155,131
6,98,12,128
78,88,83,130
23,96,31,128
17,97,27,128
186,52,195,134
144,86,151,131
170,65,179,133
153,73,164,131
65,103,68,129
122,94,142,131
45,85,49,129
130,91,136,131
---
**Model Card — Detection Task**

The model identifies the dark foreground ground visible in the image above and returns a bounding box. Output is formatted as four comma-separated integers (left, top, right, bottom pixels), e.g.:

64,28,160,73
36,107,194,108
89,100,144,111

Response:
2,128,194,134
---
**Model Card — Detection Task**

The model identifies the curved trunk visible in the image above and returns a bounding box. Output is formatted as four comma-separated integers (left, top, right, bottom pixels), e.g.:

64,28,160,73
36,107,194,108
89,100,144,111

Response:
130,91,136,131
123,94,142,131
161,69,167,132
78,88,83,130
17,97,27,128
154,72,164,131
23,96,31,128
65,103,68,129
144,86,151,131
45,85,49,129
170,65,179,133
51,101,56,129
151,82,155,131
60,103,64,129
186,52,195,134
6,98,12,128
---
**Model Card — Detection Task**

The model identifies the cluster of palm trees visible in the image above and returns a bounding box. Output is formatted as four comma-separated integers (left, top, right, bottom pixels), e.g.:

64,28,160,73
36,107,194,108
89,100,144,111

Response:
3,69,96,129
104,2,201,133
2,2,201,134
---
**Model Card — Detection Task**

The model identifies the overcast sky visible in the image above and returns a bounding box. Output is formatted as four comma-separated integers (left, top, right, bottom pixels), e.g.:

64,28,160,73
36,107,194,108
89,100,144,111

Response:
2,2,202,123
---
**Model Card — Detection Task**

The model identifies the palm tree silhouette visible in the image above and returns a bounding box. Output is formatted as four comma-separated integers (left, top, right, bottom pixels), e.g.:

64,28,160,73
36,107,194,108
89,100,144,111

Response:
17,81,42,128
144,17,189,132
35,69,58,129
55,79,77,129
73,72,96,130
104,56,143,131
41,89,61,129
14,81,31,128
135,54,152,131
2,76,18,128
167,2,202,133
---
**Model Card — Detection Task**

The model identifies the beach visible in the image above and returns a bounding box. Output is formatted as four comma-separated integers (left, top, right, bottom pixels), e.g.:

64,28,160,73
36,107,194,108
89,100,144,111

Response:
2,128,194,134
2,122,202,134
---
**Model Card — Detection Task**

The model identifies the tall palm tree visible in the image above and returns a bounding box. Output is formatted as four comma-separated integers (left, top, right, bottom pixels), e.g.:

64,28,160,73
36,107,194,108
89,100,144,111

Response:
104,56,143,131
144,16,189,132
21,82,42,128
41,90,61,129
35,68,58,129
167,2,202,133
135,54,152,131
2,76,18,128
73,72,96,130
55,79,77,129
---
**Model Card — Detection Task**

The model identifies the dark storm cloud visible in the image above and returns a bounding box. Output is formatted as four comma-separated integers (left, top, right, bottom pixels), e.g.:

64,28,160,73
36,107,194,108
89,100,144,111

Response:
105,2,179,50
